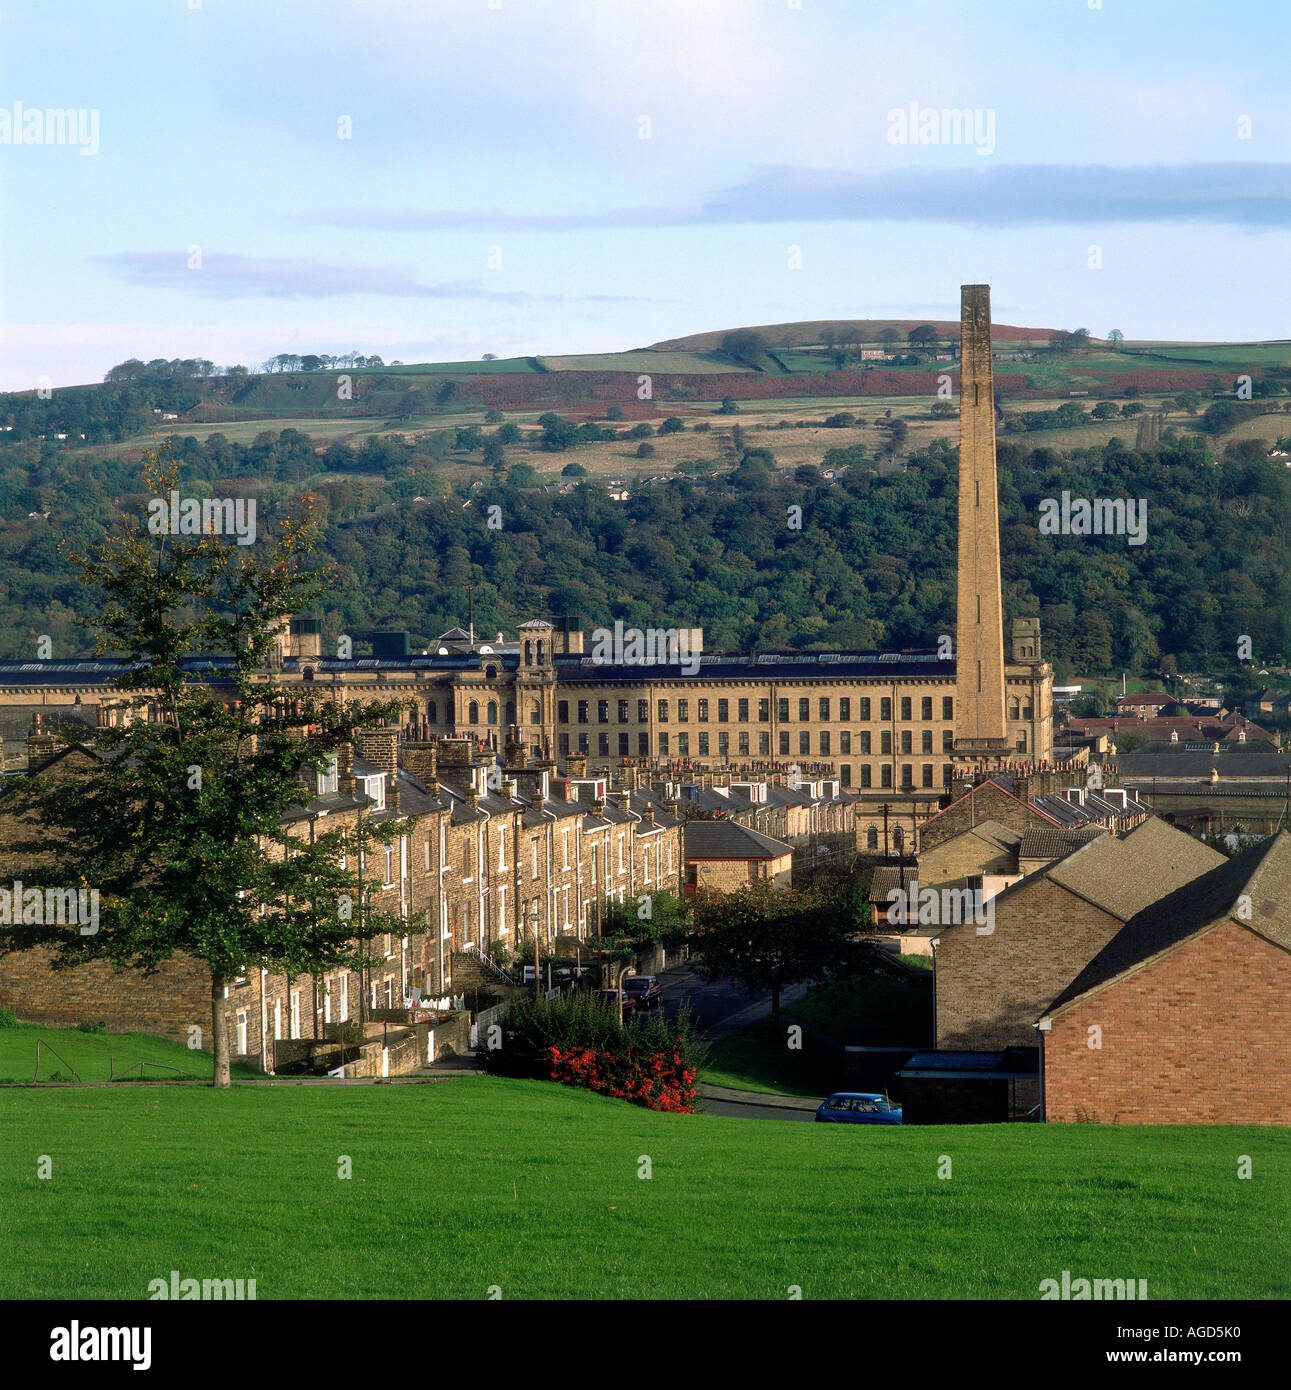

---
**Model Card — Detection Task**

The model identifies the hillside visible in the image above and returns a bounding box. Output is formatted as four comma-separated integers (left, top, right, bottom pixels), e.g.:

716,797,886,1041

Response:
648,318,1063,352
1,1076,1283,1298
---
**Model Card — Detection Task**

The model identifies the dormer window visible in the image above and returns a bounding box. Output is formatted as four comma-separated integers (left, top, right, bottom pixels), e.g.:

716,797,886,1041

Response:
362,774,385,811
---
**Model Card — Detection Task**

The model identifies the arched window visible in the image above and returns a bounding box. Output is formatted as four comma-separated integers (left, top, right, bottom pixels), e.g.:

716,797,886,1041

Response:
487,701,498,725
529,702,541,724
537,640,547,663
468,701,479,724
523,640,533,664
1008,698,1020,720
485,664,498,679
303,666,314,682
427,700,437,723
866,826,878,850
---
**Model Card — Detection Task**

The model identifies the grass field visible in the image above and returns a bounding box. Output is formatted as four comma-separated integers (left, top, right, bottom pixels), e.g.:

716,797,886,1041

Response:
0,1023,262,1084
0,1076,1282,1300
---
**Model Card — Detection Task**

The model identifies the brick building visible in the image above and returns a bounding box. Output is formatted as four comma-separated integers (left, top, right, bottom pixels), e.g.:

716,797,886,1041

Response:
1038,832,1291,1125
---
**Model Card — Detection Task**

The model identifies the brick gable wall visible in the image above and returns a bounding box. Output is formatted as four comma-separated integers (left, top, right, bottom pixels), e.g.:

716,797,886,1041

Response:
1043,920,1291,1124
935,874,1123,1051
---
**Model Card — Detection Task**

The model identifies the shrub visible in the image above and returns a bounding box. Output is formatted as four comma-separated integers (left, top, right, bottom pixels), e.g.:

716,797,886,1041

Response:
77,1020,108,1034
0,1009,17,1028
485,992,705,1112
636,442,655,458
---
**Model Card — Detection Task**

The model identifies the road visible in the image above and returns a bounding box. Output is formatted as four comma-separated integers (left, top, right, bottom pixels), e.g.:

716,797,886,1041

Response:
654,962,818,1122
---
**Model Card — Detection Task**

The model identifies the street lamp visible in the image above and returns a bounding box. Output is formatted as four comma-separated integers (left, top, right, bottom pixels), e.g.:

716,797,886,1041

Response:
615,966,636,1025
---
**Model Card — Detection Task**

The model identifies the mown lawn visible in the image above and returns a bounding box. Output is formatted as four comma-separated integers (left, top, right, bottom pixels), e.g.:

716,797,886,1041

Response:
0,1077,1283,1300
701,1016,836,1098
0,1023,262,1084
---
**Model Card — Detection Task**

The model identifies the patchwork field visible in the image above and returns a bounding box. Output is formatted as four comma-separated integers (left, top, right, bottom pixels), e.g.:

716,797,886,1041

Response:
0,1076,1282,1300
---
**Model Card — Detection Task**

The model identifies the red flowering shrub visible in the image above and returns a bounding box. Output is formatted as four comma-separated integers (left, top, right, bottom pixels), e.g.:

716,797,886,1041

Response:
549,1041,698,1113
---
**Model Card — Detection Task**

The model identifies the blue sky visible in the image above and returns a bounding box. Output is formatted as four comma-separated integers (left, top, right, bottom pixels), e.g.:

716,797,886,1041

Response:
1,0,1287,389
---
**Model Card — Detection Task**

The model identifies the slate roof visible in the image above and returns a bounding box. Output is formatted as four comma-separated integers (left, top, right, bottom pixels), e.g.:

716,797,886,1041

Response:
1042,816,1227,923
1044,831,1291,1017
1111,745,1290,779
684,820,793,860
1018,824,1108,861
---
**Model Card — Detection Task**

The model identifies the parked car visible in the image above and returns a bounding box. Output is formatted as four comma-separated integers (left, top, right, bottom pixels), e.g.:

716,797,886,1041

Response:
621,975,662,1009
592,989,635,1016
815,1092,903,1125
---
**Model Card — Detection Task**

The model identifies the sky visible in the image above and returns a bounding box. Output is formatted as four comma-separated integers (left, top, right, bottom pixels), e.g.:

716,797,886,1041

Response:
1,0,1287,390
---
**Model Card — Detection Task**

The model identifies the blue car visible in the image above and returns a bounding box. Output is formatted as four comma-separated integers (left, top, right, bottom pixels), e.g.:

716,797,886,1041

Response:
815,1092,903,1124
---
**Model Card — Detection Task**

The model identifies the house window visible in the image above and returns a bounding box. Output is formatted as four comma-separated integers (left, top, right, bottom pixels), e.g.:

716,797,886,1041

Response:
758,698,769,722
235,1011,247,1055
718,732,729,755
922,764,934,787
487,701,497,725
881,765,892,788
619,700,629,723
678,733,689,756
598,734,609,756
698,732,709,756
921,730,933,754
718,698,728,722
900,731,912,754
598,700,609,724
468,701,479,724
839,698,850,720
559,733,570,756
942,696,953,720
618,733,629,757
798,698,809,721
900,697,912,720
840,731,851,753
942,730,954,752
819,698,830,720
578,700,589,724
738,731,749,755
798,731,810,755
777,698,789,721
759,732,770,755
658,699,669,722
638,699,649,723
678,699,689,721
866,826,878,849
859,698,871,720
840,764,851,786
289,991,301,1039
922,697,933,719
339,974,348,1022
384,845,395,885
881,697,892,720
779,732,789,755
881,731,892,755
819,732,830,755
860,731,871,754
738,698,749,721
273,999,282,1040
861,766,872,788
900,764,913,788
697,699,709,722
558,700,569,723
658,733,669,755
638,733,648,756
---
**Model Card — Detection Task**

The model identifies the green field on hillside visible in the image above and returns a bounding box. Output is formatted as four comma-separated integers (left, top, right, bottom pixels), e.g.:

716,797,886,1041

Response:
0,1077,1282,1300
0,1023,262,1084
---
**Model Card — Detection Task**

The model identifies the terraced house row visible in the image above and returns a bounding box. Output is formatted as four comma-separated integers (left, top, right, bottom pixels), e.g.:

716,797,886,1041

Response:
0,725,689,1072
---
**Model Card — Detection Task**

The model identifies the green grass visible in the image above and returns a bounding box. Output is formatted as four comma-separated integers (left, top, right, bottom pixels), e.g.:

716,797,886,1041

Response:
0,1023,262,1084
701,1016,836,1098
792,974,932,1047
0,1078,1282,1299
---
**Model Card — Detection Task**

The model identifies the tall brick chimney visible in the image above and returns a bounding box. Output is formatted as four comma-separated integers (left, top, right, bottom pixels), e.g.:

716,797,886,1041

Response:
565,750,587,778
356,726,399,780
953,283,1009,762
